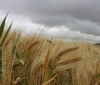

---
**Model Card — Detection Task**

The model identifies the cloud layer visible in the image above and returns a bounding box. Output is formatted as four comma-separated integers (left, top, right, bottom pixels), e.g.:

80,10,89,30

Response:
0,0,100,42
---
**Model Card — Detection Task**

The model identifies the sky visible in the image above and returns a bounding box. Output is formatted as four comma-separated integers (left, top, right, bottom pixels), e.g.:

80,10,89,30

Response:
0,0,100,43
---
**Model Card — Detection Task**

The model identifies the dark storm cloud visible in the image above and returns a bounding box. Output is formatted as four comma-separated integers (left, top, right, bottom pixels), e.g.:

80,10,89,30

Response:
0,0,100,36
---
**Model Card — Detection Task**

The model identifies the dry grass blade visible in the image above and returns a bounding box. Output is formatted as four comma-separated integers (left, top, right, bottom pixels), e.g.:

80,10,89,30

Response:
4,36,13,48
43,48,50,70
53,68,72,74
12,77,27,85
57,57,82,65
46,39,53,44
42,44,50,83
56,47,79,59
50,44,62,69
27,41,39,50
32,60,42,73
95,80,100,85
42,73,59,85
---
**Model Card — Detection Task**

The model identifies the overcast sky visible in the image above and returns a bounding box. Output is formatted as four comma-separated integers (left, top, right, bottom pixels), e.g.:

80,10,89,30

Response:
0,0,100,43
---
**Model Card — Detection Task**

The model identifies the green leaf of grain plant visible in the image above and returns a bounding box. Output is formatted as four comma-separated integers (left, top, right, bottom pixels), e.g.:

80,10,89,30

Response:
0,45,2,65
0,46,2,82
0,13,9,76
0,13,9,82
0,22,12,46
0,12,9,38
0,22,12,76
0,45,2,78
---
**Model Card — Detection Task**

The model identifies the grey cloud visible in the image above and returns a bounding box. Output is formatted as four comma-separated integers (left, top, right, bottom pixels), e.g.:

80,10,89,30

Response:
32,14,100,36
0,0,100,36
66,19,100,36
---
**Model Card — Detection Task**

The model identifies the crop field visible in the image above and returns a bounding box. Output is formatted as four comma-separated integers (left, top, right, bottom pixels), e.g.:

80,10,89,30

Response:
0,14,100,85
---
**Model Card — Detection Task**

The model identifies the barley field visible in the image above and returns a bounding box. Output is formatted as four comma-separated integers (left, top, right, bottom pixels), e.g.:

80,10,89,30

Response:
0,14,100,85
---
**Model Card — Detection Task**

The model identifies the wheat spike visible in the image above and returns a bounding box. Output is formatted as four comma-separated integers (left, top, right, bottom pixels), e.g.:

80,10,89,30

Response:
56,47,79,60
57,57,82,65
27,41,39,50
